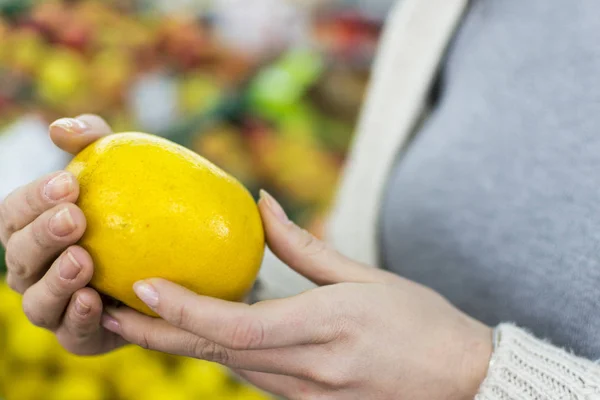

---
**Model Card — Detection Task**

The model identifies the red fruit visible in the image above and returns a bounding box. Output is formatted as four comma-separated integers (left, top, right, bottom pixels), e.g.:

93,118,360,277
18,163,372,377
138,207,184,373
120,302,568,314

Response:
56,23,91,51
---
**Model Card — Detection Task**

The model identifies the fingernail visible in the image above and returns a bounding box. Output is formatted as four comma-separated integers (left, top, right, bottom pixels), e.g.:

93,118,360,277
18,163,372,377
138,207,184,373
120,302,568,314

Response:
75,298,91,316
49,208,77,237
50,118,90,134
44,173,74,201
101,313,120,333
259,190,289,224
60,251,81,280
133,281,159,309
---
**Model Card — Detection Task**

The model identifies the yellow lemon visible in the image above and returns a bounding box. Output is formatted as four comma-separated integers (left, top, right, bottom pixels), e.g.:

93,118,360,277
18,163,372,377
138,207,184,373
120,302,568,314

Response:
0,280,22,324
137,380,193,400
3,369,49,400
6,318,57,364
47,373,105,400
177,358,232,396
66,132,265,315
58,347,121,381
112,351,168,400
37,48,88,108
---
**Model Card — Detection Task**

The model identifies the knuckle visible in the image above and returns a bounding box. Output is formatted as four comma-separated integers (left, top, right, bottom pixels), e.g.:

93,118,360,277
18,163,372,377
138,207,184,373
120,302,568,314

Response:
228,316,265,350
67,313,94,339
322,314,350,344
137,331,152,350
298,365,321,384
0,204,19,238
22,299,51,328
63,299,99,342
298,230,328,257
45,274,69,298
5,245,29,279
57,330,94,355
31,219,51,249
188,337,209,358
320,369,353,389
173,303,190,328
25,187,43,215
302,363,353,389
0,202,8,241
6,273,22,293
184,336,203,356
196,341,230,364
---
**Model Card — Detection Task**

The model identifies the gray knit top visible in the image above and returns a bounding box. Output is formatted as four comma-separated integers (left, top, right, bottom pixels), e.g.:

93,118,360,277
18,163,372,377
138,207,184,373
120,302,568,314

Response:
380,0,600,360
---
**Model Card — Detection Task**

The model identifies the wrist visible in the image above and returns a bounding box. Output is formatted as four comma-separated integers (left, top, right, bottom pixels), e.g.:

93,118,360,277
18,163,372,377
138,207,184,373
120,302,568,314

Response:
457,319,494,400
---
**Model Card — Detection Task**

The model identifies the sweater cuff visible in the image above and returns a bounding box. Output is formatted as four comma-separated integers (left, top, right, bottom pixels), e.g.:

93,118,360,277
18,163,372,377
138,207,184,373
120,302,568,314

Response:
476,324,600,400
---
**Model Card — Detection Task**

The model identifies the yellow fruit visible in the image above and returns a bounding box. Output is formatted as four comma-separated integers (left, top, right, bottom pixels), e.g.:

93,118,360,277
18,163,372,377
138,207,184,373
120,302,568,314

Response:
178,73,221,114
6,318,57,363
113,353,168,400
57,347,121,380
195,125,256,185
90,49,133,100
137,379,192,400
0,364,5,395
256,136,339,205
66,133,265,315
7,29,47,74
0,280,22,324
3,369,49,400
37,49,88,108
178,359,231,396
48,373,105,400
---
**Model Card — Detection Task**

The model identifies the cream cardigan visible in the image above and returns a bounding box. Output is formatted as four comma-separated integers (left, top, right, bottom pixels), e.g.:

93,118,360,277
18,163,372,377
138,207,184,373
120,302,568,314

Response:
256,1,600,398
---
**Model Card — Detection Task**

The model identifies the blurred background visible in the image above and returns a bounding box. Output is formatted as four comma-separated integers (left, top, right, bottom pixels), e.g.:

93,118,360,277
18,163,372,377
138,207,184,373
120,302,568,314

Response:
0,0,393,399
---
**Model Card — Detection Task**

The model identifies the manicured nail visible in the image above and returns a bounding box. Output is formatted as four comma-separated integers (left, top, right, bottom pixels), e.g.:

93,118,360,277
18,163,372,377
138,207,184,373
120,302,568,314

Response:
50,118,90,134
60,251,81,280
101,313,120,333
133,281,159,309
75,298,91,316
49,208,76,237
259,190,289,224
44,173,74,201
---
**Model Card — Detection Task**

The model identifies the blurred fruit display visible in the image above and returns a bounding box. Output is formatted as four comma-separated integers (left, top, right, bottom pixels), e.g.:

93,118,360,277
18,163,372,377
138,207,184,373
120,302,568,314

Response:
0,279,273,400
0,1,382,399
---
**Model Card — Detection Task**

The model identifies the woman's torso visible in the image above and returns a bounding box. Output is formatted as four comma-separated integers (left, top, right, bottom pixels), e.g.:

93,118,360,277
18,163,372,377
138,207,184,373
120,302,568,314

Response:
380,0,600,359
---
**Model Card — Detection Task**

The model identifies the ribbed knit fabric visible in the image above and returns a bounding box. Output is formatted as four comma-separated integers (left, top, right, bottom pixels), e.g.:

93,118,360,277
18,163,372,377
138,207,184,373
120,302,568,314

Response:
477,324,600,399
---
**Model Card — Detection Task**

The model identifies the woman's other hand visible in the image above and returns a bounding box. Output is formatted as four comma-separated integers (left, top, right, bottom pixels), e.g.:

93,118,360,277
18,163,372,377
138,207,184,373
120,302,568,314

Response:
103,191,493,400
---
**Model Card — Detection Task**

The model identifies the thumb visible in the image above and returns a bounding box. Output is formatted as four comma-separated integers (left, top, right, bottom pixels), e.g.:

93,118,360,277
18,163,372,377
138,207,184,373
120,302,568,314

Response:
49,114,113,155
258,190,389,285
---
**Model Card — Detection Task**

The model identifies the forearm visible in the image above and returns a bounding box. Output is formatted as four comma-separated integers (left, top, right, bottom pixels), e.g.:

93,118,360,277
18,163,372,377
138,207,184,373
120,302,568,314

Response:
477,324,600,399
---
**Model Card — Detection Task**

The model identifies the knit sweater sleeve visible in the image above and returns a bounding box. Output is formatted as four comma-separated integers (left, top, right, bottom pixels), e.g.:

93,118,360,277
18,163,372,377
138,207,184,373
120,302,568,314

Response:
476,324,600,400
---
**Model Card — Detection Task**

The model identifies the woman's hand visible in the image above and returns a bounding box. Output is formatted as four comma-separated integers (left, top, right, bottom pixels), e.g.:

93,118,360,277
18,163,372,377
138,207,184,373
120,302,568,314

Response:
0,115,126,355
103,191,493,400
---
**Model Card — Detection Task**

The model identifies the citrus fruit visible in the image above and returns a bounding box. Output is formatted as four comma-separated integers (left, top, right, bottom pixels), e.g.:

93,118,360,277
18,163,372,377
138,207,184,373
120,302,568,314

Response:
66,132,265,315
